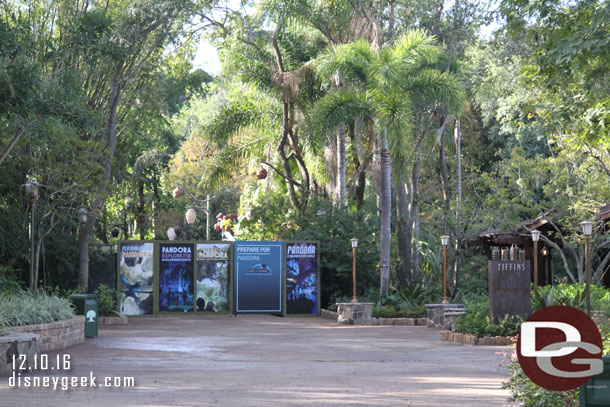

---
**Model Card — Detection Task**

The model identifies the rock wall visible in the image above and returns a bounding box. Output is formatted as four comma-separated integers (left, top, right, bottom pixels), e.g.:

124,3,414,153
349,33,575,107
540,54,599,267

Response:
7,316,85,352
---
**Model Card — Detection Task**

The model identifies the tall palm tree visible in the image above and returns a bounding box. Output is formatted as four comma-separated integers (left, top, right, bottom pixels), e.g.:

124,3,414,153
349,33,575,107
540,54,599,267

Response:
310,30,464,296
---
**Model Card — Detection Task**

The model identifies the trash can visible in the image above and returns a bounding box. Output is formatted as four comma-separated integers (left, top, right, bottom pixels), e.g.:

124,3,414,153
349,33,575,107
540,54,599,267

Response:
69,294,98,338
579,355,610,406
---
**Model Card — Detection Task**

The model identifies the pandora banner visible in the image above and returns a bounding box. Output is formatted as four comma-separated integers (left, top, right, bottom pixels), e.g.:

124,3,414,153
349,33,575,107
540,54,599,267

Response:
234,241,284,313
159,243,194,312
118,242,154,315
285,242,319,315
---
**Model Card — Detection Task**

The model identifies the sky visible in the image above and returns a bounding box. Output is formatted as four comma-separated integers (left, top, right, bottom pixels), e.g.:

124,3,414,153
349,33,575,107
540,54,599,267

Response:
191,18,503,77
193,39,221,76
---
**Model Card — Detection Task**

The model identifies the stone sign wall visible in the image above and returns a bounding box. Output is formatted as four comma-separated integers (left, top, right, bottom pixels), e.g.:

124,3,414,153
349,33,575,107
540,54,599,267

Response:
488,260,531,322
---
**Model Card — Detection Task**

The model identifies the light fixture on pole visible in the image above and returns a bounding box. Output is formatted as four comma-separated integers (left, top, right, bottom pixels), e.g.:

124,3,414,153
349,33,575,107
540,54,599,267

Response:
350,237,358,303
167,226,177,241
441,235,450,304
185,208,196,225
581,220,594,316
185,208,197,241
78,207,88,224
24,179,39,290
531,230,540,290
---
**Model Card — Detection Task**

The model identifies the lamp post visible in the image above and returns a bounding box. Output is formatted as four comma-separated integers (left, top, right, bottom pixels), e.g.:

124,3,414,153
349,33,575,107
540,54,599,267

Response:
541,246,549,285
350,237,358,303
441,235,449,304
25,179,39,290
531,230,540,290
581,220,594,316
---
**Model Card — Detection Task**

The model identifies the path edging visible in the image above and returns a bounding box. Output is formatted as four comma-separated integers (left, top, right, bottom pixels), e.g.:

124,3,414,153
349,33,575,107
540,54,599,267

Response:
440,330,513,346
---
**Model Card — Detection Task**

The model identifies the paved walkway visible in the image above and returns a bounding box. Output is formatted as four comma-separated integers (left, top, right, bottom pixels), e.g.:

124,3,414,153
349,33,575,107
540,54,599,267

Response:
1,316,513,406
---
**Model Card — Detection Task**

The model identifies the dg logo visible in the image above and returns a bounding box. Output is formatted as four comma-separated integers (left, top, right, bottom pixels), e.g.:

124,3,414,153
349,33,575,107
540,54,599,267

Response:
517,305,603,391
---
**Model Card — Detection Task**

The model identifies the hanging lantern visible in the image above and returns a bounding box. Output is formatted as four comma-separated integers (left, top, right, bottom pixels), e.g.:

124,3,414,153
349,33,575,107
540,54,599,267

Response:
256,168,267,179
167,227,177,241
245,210,253,221
185,208,197,224
172,187,183,198
111,228,119,238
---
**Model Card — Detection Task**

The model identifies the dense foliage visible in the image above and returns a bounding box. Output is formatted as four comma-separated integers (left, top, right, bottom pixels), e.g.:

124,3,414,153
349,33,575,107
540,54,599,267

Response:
0,290,75,334
454,293,523,338
1,1,609,316
94,284,119,316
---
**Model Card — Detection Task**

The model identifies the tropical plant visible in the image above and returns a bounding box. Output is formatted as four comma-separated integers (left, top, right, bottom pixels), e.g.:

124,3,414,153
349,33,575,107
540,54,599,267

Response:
94,284,119,316
309,30,464,295
0,290,75,328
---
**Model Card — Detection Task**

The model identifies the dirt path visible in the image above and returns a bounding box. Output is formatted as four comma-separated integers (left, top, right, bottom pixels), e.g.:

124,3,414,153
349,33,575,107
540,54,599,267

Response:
1,315,513,406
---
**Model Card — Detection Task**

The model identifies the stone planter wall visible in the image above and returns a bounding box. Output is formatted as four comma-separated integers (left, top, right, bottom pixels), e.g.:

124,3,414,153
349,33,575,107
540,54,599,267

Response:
0,332,40,376
99,315,128,325
425,304,465,330
320,309,339,320
7,316,85,352
440,330,513,346
370,317,428,326
320,309,427,326
336,302,374,325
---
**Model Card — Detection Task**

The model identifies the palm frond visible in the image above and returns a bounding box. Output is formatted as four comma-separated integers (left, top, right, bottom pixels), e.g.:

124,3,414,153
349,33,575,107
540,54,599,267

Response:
304,88,371,149
391,30,440,70
197,125,276,191
402,69,465,113
315,39,374,85
372,87,414,180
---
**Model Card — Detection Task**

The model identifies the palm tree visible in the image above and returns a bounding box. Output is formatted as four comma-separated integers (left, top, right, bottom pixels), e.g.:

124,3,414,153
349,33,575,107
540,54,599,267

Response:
309,30,464,296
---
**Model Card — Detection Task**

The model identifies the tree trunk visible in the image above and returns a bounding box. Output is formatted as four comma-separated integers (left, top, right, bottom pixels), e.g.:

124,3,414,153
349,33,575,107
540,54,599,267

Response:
396,183,410,286
379,129,391,296
409,151,422,280
438,115,451,233
453,117,462,292
33,226,43,291
0,119,34,168
138,179,145,240
77,60,124,292
336,122,346,207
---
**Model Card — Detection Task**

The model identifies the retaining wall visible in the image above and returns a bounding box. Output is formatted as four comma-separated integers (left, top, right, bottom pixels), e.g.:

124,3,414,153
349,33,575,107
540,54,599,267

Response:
7,316,85,352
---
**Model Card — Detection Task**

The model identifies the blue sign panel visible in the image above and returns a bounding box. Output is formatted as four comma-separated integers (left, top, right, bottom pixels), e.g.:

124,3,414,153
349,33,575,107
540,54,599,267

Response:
286,242,319,315
159,243,194,312
234,241,284,313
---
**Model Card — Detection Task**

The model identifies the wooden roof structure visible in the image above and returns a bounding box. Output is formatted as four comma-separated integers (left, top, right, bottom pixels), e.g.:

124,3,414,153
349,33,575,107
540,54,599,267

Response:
468,213,561,248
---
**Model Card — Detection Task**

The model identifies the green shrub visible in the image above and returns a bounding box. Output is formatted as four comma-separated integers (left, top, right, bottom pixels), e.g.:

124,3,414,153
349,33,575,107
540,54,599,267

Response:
0,290,75,332
94,284,118,316
455,294,523,338
532,283,610,314
503,361,579,407
0,265,21,294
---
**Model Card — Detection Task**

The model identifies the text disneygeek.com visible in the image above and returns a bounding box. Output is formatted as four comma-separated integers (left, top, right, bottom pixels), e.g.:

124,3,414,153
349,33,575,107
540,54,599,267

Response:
9,372,135,390
7,353,135,390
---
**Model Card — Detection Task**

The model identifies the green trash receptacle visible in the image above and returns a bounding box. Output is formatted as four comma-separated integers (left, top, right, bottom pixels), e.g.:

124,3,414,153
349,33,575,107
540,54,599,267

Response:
579,355,610,406
69,294,98,338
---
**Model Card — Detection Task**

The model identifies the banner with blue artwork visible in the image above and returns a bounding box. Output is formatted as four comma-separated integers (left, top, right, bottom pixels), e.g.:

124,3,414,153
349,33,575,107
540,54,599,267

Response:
159,243,194,312
119,242,154,315
286,242,319,315
196,243,231,312
234,241,283,313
